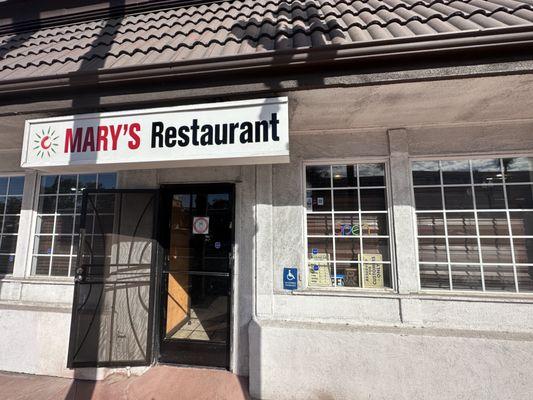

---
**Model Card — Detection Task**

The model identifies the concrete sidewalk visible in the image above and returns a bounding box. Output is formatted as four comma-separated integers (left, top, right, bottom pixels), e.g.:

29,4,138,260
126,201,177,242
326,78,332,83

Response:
0,366,251,400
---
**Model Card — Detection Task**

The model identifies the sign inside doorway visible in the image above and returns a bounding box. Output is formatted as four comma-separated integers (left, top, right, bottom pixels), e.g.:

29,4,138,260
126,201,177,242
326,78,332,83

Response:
21,98,289,171
192,216,209,235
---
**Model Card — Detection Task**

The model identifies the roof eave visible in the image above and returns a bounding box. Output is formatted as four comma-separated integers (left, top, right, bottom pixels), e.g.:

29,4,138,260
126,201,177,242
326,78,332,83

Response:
1,26,533,96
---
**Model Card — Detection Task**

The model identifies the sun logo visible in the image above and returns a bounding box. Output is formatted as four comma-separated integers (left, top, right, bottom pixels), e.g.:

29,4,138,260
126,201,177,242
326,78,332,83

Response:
33,127,59,158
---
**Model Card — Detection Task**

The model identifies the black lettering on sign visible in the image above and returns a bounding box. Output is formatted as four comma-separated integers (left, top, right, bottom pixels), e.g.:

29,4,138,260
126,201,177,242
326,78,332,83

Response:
149,112,282,149
151,121,164,148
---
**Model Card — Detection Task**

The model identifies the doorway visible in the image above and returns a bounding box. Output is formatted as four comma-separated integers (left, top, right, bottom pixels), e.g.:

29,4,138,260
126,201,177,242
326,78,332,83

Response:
158,184,234,368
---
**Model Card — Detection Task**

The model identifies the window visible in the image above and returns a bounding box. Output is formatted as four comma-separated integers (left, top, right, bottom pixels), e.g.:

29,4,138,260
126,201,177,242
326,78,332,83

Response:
305,163,392,289
32,173,116,277
413,157,533,293
0,176,24,275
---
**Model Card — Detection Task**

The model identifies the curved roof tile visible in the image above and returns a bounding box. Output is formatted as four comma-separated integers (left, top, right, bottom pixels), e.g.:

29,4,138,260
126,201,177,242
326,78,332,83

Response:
0,0,532,81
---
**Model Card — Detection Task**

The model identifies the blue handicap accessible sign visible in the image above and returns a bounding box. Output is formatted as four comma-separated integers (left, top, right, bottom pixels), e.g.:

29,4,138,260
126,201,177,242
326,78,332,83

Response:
283,267,298,290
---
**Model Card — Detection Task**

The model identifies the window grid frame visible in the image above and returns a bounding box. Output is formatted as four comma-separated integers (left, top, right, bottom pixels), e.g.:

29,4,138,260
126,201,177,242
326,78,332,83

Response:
32,173,117,277
0,175,25,275
412,156,533,294
303,160,394,290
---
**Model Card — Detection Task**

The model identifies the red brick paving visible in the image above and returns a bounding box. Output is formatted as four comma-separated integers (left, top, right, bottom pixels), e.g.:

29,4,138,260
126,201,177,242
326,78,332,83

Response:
0,366,251,400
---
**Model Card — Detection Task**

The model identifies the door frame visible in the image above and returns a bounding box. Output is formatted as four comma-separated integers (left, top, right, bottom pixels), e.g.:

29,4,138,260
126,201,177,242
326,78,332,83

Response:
156,183,235,369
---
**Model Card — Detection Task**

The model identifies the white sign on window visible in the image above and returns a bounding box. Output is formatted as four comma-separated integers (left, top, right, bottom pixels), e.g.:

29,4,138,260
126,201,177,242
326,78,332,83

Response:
21,97,289,172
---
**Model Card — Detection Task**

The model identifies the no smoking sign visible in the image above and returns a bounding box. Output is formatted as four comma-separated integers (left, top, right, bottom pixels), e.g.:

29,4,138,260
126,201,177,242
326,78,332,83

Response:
192,216,209,235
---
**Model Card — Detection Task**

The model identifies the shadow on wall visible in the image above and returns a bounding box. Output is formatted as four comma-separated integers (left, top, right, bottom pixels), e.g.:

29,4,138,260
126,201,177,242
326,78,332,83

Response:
64,1,127,397
0,0,344,396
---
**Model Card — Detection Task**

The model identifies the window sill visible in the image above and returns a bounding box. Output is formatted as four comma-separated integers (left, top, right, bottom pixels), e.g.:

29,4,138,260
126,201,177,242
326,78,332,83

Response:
292,286,397,299
0,299,72,312
415,290,533,304
0,276,74,285
291,288,533,303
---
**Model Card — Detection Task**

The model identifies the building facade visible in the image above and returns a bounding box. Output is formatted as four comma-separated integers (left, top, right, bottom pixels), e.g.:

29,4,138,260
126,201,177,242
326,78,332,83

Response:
1,0,533,399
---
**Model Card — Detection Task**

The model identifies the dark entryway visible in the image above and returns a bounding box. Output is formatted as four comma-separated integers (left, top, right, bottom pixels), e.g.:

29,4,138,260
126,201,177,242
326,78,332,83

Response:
158,184,234,368
66,185,233,370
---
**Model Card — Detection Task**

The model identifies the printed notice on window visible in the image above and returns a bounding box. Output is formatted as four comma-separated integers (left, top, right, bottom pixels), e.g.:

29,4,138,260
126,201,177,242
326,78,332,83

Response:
308,253,332,287
360,253,384,288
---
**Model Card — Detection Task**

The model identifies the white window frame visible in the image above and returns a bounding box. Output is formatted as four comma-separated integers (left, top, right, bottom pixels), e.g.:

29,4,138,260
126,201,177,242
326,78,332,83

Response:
27,172,118,279
302,158,396,292
0,172,26,276
410,153,533,295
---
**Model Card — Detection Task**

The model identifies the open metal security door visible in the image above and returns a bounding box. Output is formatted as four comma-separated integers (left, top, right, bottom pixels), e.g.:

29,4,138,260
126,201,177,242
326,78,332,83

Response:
67,190,159,368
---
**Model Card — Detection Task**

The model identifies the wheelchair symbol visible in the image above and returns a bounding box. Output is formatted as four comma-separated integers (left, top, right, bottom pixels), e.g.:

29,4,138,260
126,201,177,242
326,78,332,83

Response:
286,270,296,281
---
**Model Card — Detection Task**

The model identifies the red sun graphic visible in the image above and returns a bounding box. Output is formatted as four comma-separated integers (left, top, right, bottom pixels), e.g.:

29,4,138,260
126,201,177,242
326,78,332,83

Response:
33,127,58,158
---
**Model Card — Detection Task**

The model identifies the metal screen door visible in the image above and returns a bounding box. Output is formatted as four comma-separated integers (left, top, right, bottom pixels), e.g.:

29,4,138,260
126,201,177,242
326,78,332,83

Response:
67,189,159,368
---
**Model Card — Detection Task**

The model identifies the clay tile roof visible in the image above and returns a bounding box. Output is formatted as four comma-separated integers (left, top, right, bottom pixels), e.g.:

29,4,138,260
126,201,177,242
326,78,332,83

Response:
1,0,533,83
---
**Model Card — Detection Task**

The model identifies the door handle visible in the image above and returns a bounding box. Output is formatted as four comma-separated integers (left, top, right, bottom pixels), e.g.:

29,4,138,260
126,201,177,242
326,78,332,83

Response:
75,267,85,283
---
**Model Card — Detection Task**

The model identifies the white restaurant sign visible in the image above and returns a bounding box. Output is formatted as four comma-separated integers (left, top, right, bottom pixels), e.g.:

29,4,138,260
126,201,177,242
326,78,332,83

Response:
21,97,289,172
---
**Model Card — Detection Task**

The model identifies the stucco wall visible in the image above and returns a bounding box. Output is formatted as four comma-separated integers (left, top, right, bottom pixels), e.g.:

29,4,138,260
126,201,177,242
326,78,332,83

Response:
249,88,533,398
0,73,532,398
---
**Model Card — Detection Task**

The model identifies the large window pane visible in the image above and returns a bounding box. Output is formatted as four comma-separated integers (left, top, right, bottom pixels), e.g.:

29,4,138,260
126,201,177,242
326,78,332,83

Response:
335,237,360,261
472,159,503,184
418,238,447,262
441,160,471,185
0,178,7,195
503,157,533,183
358,163,385,187
32,256,51,275
448,238,479,263
506,185,533,209
516,265,533,292
32,173,116,276
446,212,476,236
306,166,330,188
475,186,505,209
413,157,533,294
414,187,442,210
332,165,356,187
306,190,331,212
0,176,24,275
478,212,509,236
305,163,391,289
360,189,386,211
513,238,533,264
333,190,358,211
419,264,450,289
509,212,533,236
362,238,390,262
412,161,440,185
361,214,388,236
480,238,512,263
307,237,333,260
307,214,332,236
59,175,78,194
8,177,24,195
78,174,97,192
417,213,445,236
38,197,56,214
451,264,482,291
484,265,516,292
40,176,58,194
334,214,359,237
444,187,473,210
5,197,22,214
3,216,19,234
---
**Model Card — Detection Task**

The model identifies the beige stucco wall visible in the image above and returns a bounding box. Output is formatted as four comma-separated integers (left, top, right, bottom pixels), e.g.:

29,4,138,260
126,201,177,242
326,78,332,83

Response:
0,73,532,399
